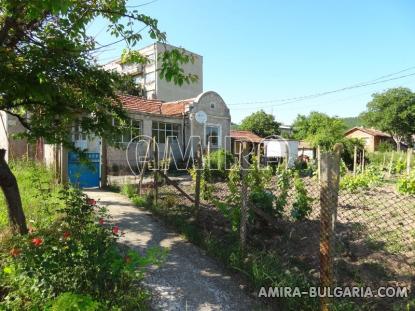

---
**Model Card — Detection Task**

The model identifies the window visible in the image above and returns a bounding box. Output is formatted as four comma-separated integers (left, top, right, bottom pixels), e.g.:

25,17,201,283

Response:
205,125,220,148
152,122,180,144
72,122,88,150
145,72,155,84
113,119,142,143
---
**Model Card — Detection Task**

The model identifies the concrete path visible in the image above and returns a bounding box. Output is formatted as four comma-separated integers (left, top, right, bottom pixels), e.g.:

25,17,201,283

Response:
84,189,264,311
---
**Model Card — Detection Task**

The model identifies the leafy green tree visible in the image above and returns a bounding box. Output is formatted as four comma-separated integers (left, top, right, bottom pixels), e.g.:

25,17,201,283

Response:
360,87,415,151
0,0,195,234
114,75,145,97
292,112,346,150
239,110,280,137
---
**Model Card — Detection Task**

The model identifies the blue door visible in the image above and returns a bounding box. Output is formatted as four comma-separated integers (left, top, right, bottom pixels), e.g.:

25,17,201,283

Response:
68,152,100,188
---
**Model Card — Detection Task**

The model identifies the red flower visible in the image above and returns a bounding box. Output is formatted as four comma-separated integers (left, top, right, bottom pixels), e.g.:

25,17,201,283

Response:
86,198,96,206
99,218,105,225
124,255,132,264
63,231,71,239
112,226,119,235
31,237,43,247
10,248,21,257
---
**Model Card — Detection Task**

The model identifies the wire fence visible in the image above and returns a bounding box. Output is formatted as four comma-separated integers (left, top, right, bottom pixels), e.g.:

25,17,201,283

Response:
122,146,414,310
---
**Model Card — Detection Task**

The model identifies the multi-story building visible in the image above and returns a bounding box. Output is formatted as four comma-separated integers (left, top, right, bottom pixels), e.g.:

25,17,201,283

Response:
103,42,203,102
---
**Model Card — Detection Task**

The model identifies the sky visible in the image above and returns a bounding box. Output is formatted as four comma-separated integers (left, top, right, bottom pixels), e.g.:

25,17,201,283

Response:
88,0,415,125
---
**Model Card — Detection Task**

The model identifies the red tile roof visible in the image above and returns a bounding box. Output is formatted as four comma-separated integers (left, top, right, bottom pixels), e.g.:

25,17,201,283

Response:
345,127,391,138
117,94,194,117
230,130,262,143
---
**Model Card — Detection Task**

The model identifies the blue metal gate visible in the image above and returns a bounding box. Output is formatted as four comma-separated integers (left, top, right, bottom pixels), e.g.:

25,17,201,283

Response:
68,152,100,188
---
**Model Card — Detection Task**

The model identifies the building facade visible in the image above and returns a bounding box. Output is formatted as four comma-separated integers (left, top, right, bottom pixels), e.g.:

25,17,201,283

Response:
344,127,396,152
103,43,203,102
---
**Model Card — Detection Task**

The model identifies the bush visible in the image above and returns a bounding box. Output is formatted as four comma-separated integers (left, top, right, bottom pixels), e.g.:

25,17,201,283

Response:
340,138,365,170
47,292,101,311
120,183,137,198
250,189,275,214
131,195,147,207
377,141,395,152
204,149,234,180
0,187,163,310
397,174,415,195
291,174,313,220
274,168,291,216
340,166,382,192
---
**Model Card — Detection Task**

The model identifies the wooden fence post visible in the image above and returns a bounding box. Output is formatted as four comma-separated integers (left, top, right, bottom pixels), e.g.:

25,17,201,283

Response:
153,137,158,205
239,142,250,251
361,148,365,173
388,151,395,177
407,148,413,175
194,143,202,216
319,149,341,311
317,145,321,183
353,146,357,176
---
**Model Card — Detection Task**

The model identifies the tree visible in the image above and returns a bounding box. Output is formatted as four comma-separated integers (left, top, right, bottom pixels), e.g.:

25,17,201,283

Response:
114,75,145,97
360,88,415,151
292,112,346,150
0,0,195,234
239,110,280,137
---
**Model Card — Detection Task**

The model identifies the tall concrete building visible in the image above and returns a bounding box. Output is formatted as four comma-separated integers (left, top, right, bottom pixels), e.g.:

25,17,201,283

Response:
103,42,203,102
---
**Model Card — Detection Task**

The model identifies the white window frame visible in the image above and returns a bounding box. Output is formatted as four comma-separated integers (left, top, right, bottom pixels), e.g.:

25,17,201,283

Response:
204,123,222,148
113,118,142,144
152,121,181,144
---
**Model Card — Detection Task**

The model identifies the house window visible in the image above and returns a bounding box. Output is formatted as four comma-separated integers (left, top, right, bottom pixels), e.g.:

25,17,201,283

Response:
145,72,155,84
113,119,142,143
205,125,220,148
152,122,180,144
72,122,88,150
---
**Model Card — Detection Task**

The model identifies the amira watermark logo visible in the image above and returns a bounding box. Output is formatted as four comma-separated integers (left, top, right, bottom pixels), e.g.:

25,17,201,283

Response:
258,286,409,298
124,134,294,176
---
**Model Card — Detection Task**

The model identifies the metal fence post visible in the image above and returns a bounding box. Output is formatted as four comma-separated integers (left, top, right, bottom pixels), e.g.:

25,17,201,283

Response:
194,143,202,216
240,142,250,251
153,137,158,205
319,150,340,311
353,146,357,176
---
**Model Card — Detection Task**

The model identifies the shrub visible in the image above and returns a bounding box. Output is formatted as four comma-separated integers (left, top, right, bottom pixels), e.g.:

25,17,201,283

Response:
250,189,275,214
340,166,382,192
0,187,163,310
291,174,313,221
204,149,234,180
397,174,415,195
377,141,395,152
131,195,147,207
120,183,137,198
47,292,101,311
274,168,291,216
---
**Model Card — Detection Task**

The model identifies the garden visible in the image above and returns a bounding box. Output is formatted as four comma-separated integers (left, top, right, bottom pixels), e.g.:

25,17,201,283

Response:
0,161,162,310
117,148,415,310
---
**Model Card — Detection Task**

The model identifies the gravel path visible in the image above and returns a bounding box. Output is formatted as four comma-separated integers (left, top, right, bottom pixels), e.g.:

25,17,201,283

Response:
84,189,265,311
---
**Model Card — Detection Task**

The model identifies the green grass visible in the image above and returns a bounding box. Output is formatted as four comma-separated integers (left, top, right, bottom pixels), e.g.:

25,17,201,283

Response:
121,187,359,311
0,160,63,231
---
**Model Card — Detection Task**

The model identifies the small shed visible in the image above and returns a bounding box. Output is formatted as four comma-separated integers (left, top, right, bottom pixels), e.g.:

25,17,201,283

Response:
344,127,396,152
230,130,262,157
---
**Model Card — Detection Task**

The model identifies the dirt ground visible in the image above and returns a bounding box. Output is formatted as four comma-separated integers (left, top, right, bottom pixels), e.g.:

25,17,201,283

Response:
153,175,415,307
